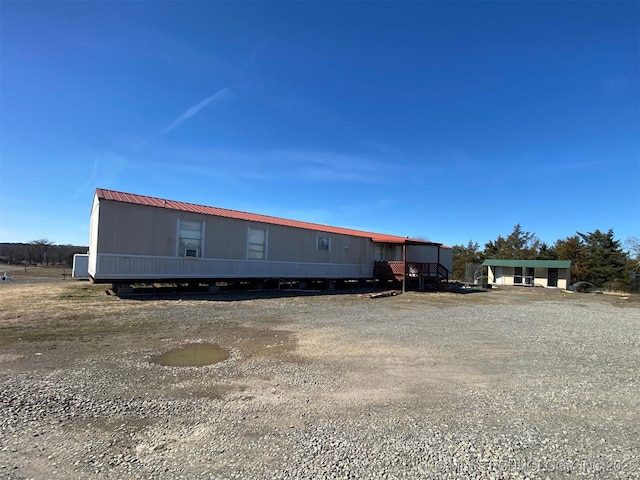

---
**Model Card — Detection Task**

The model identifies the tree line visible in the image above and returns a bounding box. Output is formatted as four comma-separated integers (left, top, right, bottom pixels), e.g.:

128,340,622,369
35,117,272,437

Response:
452,225,639,292
0,240,88,268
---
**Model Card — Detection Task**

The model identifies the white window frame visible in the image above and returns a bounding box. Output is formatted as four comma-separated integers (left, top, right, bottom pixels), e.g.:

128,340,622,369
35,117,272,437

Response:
317,236,331,251
247,226,268,260
176,219,205,258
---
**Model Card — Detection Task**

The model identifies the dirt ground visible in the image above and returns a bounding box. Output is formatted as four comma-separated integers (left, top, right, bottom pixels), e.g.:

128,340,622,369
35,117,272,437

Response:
1,266,639,479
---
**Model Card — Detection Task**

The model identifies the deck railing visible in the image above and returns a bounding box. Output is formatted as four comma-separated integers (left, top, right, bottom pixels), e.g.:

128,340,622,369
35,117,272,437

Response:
373,261,449,283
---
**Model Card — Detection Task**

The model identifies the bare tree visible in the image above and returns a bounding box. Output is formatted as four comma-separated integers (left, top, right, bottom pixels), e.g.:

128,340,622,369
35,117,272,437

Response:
625,236,640,260
30,239,55,266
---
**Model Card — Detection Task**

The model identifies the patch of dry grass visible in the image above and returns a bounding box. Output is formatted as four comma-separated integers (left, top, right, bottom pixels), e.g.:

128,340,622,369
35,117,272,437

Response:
1,264,72,279
0,277,302,365
0,277,159,345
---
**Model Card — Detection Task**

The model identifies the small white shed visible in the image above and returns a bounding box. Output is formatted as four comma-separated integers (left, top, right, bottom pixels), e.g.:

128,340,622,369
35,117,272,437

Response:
483,259,571,288
72,254,89,278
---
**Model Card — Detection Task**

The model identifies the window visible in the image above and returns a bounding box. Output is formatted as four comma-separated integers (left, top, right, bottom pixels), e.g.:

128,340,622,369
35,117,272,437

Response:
317,236,330,251
248,227,267,260
374,244,402,261
513,266,523,284
178,220,203,257
525,267,534,286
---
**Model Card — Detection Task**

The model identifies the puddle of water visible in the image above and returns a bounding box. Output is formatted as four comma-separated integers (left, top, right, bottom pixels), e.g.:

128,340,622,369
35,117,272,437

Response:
152,343,229,367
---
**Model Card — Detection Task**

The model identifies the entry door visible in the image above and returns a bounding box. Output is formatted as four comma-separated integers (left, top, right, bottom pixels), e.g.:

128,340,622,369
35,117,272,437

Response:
493,266,503,284
547,268,559,287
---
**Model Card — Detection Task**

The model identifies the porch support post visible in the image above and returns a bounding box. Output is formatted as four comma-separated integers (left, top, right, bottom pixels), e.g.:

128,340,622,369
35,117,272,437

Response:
402,243,407,293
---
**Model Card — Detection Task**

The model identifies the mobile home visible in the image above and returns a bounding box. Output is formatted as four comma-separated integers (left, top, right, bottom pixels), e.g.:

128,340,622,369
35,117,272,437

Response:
88,188,452,289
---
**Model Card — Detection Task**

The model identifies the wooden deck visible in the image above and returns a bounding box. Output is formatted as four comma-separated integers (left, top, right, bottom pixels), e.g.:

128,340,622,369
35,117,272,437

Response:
373,261,449,290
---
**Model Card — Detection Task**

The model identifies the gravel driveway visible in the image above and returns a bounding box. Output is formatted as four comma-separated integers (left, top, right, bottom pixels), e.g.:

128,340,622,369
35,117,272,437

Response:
1,279,638,479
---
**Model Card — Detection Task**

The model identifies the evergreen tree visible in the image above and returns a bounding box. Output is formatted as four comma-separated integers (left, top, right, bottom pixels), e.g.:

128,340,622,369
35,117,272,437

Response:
452,240,484,281
484,224,539,259
536,242,557,260
577,229,627,287
555,235,590,282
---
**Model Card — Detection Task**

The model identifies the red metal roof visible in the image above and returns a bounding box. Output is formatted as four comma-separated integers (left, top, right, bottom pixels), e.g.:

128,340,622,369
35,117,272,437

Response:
95,188,441,246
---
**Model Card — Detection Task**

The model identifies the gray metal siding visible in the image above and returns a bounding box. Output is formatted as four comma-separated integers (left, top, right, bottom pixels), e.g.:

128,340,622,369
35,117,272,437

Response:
97,201,377,264
91,199,377,280
439,247,453,273
204,216,246,259
96,201,178,256
406,245,439,263
266,224,373,264
93,253,373,280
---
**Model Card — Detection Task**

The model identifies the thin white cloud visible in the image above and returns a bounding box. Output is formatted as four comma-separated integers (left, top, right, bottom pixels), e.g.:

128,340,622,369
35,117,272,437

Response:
75,157,100,197
144,146,394,185
273,149,391,183
74,152,134,199
159,87,232,135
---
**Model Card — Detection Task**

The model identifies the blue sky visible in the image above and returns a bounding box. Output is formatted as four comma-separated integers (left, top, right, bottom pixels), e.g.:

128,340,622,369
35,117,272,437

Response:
1,1,638,248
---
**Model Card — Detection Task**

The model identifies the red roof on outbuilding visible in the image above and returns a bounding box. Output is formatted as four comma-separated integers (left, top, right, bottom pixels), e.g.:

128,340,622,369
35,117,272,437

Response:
96,188,441,246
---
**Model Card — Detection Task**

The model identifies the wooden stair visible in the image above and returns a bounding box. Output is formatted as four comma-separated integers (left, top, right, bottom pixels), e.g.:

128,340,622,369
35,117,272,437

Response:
374,261,449,290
